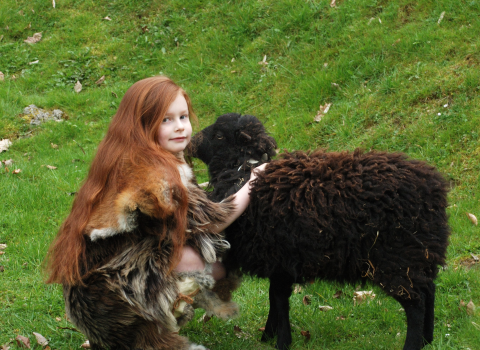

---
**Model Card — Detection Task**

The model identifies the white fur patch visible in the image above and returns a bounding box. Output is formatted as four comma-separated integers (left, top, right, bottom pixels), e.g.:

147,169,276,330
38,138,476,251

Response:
188,344,207,350
90,227,118,241
178,163,193,187
117,211,137,232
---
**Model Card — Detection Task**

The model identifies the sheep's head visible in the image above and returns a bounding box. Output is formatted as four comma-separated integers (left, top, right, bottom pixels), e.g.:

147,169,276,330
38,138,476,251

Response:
191,113,277,181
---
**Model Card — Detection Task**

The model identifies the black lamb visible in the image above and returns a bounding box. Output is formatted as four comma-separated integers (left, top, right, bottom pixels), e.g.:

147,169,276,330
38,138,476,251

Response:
190,113,451,350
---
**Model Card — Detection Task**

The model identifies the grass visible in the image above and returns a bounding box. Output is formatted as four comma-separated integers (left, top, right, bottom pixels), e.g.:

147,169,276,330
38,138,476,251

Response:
1,0,479,348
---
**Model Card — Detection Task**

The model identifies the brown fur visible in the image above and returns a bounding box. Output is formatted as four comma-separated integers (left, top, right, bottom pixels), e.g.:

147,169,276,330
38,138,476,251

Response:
63,162,237,350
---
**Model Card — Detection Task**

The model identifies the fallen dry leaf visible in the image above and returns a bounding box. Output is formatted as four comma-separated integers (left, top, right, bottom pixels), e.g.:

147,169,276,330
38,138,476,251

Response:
330,0,336,7
466,300,476,316
15,336,30,349
32,332,48,347
13,169,22,174
233,325,250,339
103,16,112,21
300,330,311,341
11,75,17,80
52,0,55,8
353,291,376,306
466,213,477,226
438,11,446,25
258,327,266,332
294,285,302,294
0,72,4,81
302,295,311,306
333,290,343,299
24,32,42,44
314,103,332,122
55,317,62,322
460,299,466,309
336,315,346,320
197,313,212,323
3,159,13,166
28,60,39,65
46,165,57,170
81,340,90,349
95,75,105,85
258,55,268,65
74,81,82,93
51,143,58,149
471,253,479,262
318,305,333,311
0,244,6,250
0,139,12,152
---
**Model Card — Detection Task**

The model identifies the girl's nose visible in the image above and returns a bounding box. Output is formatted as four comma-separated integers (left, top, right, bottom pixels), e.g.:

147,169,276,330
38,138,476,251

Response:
174,118,184,131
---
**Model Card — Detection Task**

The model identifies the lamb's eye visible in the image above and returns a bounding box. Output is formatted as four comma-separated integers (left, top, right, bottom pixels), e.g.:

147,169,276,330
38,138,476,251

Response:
215,132,224,140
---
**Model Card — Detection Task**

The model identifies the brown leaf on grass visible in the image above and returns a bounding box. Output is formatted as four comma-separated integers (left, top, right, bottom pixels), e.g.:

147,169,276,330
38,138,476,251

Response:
233,325,250,339
0,72,4,81
0,244,6,250
0,266,5,272
353,291,376,306
15,336,30,349
466,213,477,226
52,0,55,8
459,300,466,310
258,327,265,332
314,103,332,122
471,253,479,262
13,169,22,174
319,305,333,311
1,344,11,350
197,313,212,323
111,91,118,98
3,159,13,166
95,75,105,85
336,315,346,320
46,165,57,170
32,332,48,347
24,33,42,44
74,81,82,93
300,330,311,341
51,143,58,149
466,300,476,316
302,295,311,306
333,290,343,298
293,285,302,294
258,55,268,65
330,0,336,7
55,317,62,322
103,16,112,21
25,23,31,29
81,340,90,348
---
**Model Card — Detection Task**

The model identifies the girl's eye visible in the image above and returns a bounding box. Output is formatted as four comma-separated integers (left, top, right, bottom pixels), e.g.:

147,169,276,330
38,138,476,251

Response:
180,115,189,120
162,117,170,123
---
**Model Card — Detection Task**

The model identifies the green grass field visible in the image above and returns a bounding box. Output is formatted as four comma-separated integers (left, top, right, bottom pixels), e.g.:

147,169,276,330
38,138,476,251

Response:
1,0,479,349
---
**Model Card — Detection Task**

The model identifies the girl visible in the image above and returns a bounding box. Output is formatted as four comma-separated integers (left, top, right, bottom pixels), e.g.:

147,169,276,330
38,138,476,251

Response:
45,76,264,350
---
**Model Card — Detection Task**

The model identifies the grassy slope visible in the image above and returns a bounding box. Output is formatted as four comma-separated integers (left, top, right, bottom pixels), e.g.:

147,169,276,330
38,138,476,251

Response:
1,0,479,348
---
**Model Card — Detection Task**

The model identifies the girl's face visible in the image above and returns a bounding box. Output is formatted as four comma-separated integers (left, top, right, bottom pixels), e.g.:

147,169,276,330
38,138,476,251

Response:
158,92,192,155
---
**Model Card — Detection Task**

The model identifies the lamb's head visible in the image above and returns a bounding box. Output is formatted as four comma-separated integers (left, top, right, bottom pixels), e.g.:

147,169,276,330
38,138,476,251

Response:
191,113,277,173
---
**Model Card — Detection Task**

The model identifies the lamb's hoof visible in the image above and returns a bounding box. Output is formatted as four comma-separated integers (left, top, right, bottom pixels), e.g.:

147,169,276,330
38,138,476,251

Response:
213,301,239,320
189,344,208,350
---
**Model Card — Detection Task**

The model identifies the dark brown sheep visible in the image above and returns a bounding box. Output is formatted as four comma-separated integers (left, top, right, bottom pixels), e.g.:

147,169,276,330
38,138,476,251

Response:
191,113,451,350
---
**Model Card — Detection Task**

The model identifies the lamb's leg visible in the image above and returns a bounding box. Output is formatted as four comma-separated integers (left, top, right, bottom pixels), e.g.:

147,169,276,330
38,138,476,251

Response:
268,275,294,350
395,292,426,350
422,281,435,346
261,278,280,342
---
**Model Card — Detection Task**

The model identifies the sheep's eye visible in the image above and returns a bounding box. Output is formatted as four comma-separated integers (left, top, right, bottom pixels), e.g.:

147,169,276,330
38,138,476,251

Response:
215,132,224,140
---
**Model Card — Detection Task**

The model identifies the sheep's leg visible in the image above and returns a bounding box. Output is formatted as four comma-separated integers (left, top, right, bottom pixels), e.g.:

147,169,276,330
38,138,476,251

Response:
395,293,426,350
422,281,435,346
267,275,294,350
261,278,280,342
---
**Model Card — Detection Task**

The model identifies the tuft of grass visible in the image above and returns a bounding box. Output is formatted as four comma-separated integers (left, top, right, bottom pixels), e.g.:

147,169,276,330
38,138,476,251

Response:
1,0,479,349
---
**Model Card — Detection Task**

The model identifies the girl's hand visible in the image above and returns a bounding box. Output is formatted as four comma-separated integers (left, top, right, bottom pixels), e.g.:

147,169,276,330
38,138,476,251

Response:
249,163,267,181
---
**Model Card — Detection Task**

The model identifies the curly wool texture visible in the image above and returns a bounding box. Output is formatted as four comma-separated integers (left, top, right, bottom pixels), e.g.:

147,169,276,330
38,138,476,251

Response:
64,166,235,350
235,150,449,300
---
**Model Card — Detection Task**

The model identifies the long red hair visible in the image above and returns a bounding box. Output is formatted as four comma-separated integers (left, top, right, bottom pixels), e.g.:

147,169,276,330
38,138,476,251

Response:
45,76,197,285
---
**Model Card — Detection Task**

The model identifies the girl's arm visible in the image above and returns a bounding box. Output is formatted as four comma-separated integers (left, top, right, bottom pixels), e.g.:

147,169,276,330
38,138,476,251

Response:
209,163,266,234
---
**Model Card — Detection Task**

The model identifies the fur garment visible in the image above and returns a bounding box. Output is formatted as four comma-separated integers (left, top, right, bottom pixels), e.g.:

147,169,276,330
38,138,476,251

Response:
63,162,237,350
